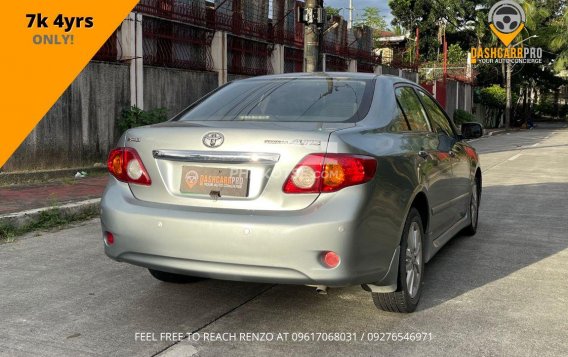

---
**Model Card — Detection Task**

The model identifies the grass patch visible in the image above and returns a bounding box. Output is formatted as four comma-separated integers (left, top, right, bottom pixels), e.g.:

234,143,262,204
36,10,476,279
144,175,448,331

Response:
0,206,99,243
61,177,78,185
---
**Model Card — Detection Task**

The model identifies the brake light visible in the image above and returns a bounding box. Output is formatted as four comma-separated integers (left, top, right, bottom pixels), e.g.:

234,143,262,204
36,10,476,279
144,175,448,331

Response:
283,154,377,193
107,147,152,185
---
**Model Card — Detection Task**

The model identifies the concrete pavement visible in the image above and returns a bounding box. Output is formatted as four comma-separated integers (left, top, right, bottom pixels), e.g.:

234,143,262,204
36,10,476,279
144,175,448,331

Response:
1,124,567,356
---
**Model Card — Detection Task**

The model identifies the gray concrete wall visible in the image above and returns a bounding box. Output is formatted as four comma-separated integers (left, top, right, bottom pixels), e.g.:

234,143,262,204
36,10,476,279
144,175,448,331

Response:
2,62,130,172
458,82,466,112
402,71,419,83
444,80,473,120
381,66,400,76
446,80,458,120
144,66,218,117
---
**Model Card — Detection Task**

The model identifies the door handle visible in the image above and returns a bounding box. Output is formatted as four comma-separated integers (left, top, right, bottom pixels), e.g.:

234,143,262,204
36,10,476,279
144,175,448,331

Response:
418,150,429,159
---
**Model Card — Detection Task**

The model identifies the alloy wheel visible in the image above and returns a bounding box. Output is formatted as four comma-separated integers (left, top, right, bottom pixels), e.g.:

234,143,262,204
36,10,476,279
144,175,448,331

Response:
471,183,479,228
405,222,422,298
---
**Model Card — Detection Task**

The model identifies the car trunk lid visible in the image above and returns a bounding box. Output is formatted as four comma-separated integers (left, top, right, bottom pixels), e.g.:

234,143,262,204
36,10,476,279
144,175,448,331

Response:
123,121,353,211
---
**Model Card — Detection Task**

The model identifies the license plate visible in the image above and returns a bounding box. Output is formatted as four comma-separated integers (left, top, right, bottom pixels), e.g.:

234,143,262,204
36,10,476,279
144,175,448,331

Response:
180,166,249,197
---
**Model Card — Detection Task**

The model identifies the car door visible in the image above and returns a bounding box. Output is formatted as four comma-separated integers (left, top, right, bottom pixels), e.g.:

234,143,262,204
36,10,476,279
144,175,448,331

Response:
415,89,471,223
395,86,455,239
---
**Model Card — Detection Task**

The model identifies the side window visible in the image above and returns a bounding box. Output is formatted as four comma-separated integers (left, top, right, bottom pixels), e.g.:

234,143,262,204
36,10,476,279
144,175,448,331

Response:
395,87,431,132
416,90,455,138
389,105,411,132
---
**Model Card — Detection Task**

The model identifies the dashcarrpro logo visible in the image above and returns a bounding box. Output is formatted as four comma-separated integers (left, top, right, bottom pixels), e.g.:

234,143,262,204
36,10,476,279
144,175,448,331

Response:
489,0,526,46
470,0,542,64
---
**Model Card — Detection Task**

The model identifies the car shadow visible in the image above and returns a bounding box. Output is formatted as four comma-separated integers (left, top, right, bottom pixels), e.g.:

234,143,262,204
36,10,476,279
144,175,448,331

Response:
417,181,568,311
129,183,567,325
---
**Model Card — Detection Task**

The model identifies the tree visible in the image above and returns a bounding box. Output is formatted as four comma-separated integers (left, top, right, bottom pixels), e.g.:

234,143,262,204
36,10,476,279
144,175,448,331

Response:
354,7,388,48
550,8,568,72
447,43,466,64
355,7,388,31
325,6,340,17
390,24,406,36
388,0,480,61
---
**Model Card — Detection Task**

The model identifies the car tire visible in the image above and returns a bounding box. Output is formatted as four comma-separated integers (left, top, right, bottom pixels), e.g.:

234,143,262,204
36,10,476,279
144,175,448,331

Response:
462,180,480,236
148,269,205,283
372,208,424,313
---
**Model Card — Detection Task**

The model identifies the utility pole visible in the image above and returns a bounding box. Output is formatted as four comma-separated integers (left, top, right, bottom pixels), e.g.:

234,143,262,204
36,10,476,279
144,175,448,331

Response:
299,0,325,72
504,36,536,129
348,0,353,29
505,50,512,129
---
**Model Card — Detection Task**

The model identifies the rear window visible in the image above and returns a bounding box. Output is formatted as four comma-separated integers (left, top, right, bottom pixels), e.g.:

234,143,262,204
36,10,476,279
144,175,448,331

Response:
176,78,374,123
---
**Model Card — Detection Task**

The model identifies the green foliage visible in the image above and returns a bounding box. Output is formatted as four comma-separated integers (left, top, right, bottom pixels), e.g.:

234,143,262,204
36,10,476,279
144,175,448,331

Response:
355,7,388,31
117,106,168,133
389,24,406,36
550,8,568,72
325,6,340,17
447,44,466,64
453,109,476,125
388,0,479,61
478,85,507,109
534,99,555,117
475,85,520,128
534,98,568,118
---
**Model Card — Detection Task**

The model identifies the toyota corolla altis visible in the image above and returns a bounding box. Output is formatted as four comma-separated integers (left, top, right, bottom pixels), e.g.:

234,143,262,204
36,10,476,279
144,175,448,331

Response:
101,73,483,312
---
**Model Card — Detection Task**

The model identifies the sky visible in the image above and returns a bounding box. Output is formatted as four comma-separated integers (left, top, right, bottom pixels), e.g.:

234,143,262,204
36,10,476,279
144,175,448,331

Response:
325,0,394,26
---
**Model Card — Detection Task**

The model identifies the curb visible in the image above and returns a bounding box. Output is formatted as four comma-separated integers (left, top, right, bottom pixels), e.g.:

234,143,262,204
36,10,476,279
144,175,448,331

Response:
485,129,507,137
0,198,101,231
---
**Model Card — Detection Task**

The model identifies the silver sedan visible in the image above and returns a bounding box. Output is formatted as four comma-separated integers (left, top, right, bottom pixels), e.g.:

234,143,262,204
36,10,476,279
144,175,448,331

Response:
101,73,482,312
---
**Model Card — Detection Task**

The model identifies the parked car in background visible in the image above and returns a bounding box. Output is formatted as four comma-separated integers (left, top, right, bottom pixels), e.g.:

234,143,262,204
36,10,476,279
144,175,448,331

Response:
101,73,483,313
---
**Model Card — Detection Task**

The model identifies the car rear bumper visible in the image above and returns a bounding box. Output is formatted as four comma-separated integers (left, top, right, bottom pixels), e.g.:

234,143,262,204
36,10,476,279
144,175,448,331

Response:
100,178,398,287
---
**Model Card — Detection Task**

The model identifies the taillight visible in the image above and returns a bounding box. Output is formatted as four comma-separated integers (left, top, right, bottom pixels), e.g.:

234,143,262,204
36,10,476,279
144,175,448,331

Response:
283,154,377,194
107,147,152,185
105,232,115,246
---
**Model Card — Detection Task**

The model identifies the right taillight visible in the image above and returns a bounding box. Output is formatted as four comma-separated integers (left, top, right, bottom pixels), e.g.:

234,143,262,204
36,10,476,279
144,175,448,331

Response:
107,147,152,186
283,154,377,194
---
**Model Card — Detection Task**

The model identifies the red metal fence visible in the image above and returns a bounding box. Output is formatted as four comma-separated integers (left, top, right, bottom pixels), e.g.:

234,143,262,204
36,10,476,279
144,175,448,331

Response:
357,61,376,73
135,0,208,26
143,17,213,71
93,31,121,62
94,0,414,76
227,35,272,76
325,55,348,72
284,46,303,73
215,0,271,40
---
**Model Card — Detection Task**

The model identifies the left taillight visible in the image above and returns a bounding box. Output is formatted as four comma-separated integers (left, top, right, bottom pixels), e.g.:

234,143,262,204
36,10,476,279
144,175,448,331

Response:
107,147,152,186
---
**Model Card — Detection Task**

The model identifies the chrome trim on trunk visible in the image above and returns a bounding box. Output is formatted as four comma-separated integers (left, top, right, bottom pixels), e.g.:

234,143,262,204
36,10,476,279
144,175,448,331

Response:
152,150,280,164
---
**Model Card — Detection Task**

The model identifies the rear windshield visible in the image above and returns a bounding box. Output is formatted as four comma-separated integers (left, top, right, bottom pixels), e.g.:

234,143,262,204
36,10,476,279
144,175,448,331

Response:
176,78,374,123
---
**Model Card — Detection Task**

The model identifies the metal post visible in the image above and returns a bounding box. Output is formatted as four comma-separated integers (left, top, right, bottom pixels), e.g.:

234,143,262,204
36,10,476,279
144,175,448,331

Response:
442,32,447,80
415,27,420,67
505,46,512,129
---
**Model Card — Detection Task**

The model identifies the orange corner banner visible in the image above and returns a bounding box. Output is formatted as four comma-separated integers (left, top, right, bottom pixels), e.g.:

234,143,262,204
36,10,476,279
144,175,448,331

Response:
0,0,139,168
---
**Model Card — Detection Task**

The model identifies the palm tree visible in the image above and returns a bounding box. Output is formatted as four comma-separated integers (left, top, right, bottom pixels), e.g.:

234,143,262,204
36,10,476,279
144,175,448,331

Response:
390,24,406,36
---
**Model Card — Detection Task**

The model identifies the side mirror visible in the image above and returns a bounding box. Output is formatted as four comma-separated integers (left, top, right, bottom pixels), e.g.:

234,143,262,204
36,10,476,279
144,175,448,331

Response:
461,122,483,139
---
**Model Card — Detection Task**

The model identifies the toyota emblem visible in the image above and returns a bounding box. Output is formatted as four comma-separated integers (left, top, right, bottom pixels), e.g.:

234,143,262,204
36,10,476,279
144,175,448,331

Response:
202,132,224,148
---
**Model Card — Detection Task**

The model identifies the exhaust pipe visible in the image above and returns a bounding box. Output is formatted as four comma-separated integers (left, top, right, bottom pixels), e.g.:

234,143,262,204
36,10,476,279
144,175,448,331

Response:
315,285,328,295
